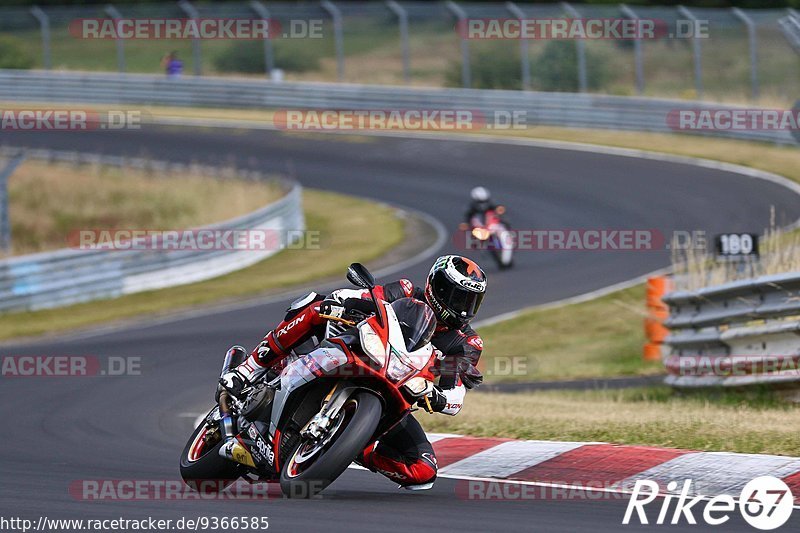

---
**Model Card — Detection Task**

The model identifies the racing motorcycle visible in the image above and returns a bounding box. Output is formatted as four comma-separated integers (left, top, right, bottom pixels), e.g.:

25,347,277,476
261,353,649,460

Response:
461,206,514,269
179,263,440,498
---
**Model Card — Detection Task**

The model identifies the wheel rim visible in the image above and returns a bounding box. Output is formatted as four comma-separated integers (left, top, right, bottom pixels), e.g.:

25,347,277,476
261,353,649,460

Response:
187,427,209,462
286,398,357,479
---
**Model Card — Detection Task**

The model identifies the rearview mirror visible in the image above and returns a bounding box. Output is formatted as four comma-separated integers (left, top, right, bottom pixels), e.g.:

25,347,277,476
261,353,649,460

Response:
347,263,375,289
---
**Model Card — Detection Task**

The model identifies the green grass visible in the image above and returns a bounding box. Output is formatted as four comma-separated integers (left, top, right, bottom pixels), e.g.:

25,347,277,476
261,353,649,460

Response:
419,387,800,456
479,284,661,382
0,189,404,340
6,159,281,256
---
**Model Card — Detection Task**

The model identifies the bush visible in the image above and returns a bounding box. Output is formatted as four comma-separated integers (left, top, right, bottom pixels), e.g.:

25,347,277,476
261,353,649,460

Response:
0,36,34,69
213,41,320,74
444,41,610,92
535,41,609,92
445,43,522,90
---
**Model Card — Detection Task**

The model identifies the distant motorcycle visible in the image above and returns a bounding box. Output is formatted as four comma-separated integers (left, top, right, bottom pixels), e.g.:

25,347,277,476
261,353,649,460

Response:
461,206,514,269
179,263,440,498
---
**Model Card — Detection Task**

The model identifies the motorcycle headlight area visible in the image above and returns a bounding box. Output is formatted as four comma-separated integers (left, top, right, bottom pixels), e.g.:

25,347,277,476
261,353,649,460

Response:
386,347,416,382
472,227,490,241
359,323,387,366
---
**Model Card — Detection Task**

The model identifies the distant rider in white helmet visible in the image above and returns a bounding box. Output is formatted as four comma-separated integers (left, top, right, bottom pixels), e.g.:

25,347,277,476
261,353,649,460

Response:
465,186,506,226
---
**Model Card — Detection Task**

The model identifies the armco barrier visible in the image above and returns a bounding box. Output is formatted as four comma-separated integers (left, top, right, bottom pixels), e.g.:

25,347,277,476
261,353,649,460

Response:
0,70,796,146
662,272,800,388
0,151,304,313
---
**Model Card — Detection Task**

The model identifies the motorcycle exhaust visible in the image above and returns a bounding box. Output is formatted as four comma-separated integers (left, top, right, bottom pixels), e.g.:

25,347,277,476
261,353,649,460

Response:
220,345,247,376
218,439,256,468
218,345,248,442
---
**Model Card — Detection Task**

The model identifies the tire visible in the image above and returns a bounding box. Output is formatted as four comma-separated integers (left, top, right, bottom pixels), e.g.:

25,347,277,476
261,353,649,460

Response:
180,409,241,492
280,392,381,498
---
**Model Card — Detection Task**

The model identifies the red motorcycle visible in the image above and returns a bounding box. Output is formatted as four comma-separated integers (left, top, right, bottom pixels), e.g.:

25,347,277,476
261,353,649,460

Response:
179,263,440,498
461,206,514,269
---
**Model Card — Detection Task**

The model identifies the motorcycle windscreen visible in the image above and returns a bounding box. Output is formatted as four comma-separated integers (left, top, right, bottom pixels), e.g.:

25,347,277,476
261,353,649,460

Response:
390,298,436,352
431,270,484,320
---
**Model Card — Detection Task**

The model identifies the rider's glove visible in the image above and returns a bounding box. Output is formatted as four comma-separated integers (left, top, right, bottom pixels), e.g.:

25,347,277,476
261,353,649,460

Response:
457,359,484,389
218,369,252,400
320,297,376,323
319,299,347,321
417,386,447,413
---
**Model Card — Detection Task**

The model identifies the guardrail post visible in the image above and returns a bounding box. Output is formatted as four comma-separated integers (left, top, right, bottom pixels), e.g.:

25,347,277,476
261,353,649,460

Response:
30,6,52,70
677,6,702,99
506,2,531,90
249,0,275,77
620,4,644,95
178,0,203,76
561,2,588,93
386,0,410,84
105,5,126,73
0,152,26,254
445,1,471,88
321,0,345,82
779,9,800,55
732,7,759,101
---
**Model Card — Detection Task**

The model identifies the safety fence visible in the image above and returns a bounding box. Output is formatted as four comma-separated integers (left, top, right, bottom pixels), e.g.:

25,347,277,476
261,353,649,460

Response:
0,70,796,146
1,2,799,101
0,148,304,313
662,272,800,388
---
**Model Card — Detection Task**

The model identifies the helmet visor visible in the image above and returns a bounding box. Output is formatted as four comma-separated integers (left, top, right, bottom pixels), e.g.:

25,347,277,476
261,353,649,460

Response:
431,270,485,321
391,298,436,352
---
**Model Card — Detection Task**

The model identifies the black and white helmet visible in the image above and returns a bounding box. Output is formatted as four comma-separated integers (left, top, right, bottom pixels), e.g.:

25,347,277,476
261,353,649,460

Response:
424,255,487,329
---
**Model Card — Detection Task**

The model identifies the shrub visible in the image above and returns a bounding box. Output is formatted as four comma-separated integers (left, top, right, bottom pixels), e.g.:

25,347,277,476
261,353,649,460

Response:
535,40,610,92
445,43,522,90
445,41,610,92
0,36,34,69
213,41,320,74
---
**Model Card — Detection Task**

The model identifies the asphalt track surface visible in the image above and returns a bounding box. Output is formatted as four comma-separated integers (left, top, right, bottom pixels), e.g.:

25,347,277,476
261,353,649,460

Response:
2,126,800,532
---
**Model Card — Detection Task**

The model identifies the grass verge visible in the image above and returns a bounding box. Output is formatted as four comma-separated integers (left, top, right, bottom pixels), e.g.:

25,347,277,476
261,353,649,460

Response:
479,284,660,382
419,387,800,456
0,189,404,341
5,159,281,256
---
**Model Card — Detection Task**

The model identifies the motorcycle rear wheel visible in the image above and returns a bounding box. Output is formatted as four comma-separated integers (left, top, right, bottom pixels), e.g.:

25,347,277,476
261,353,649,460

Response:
280,391,381,498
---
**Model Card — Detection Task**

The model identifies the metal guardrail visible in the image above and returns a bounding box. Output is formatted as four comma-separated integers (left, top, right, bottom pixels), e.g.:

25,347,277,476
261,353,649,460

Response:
0,149,305,313
0,70,796,146
662,273,800,388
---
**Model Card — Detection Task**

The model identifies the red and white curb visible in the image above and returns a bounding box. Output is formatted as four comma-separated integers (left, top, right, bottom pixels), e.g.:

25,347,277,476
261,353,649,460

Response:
398,433,800,505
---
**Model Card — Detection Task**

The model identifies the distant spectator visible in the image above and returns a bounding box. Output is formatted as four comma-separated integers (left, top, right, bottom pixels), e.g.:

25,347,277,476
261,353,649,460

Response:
161,51,183,78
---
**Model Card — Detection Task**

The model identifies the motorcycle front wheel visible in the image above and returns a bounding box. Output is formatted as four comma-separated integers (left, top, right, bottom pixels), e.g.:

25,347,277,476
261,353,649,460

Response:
280,391,381,498
179,407,241,492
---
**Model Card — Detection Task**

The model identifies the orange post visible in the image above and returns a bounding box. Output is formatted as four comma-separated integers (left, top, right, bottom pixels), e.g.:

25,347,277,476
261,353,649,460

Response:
643,275,673,361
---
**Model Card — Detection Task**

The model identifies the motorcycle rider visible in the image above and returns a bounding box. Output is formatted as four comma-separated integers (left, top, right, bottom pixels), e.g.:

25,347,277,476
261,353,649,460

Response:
219,255,487,490
465,186,499,226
